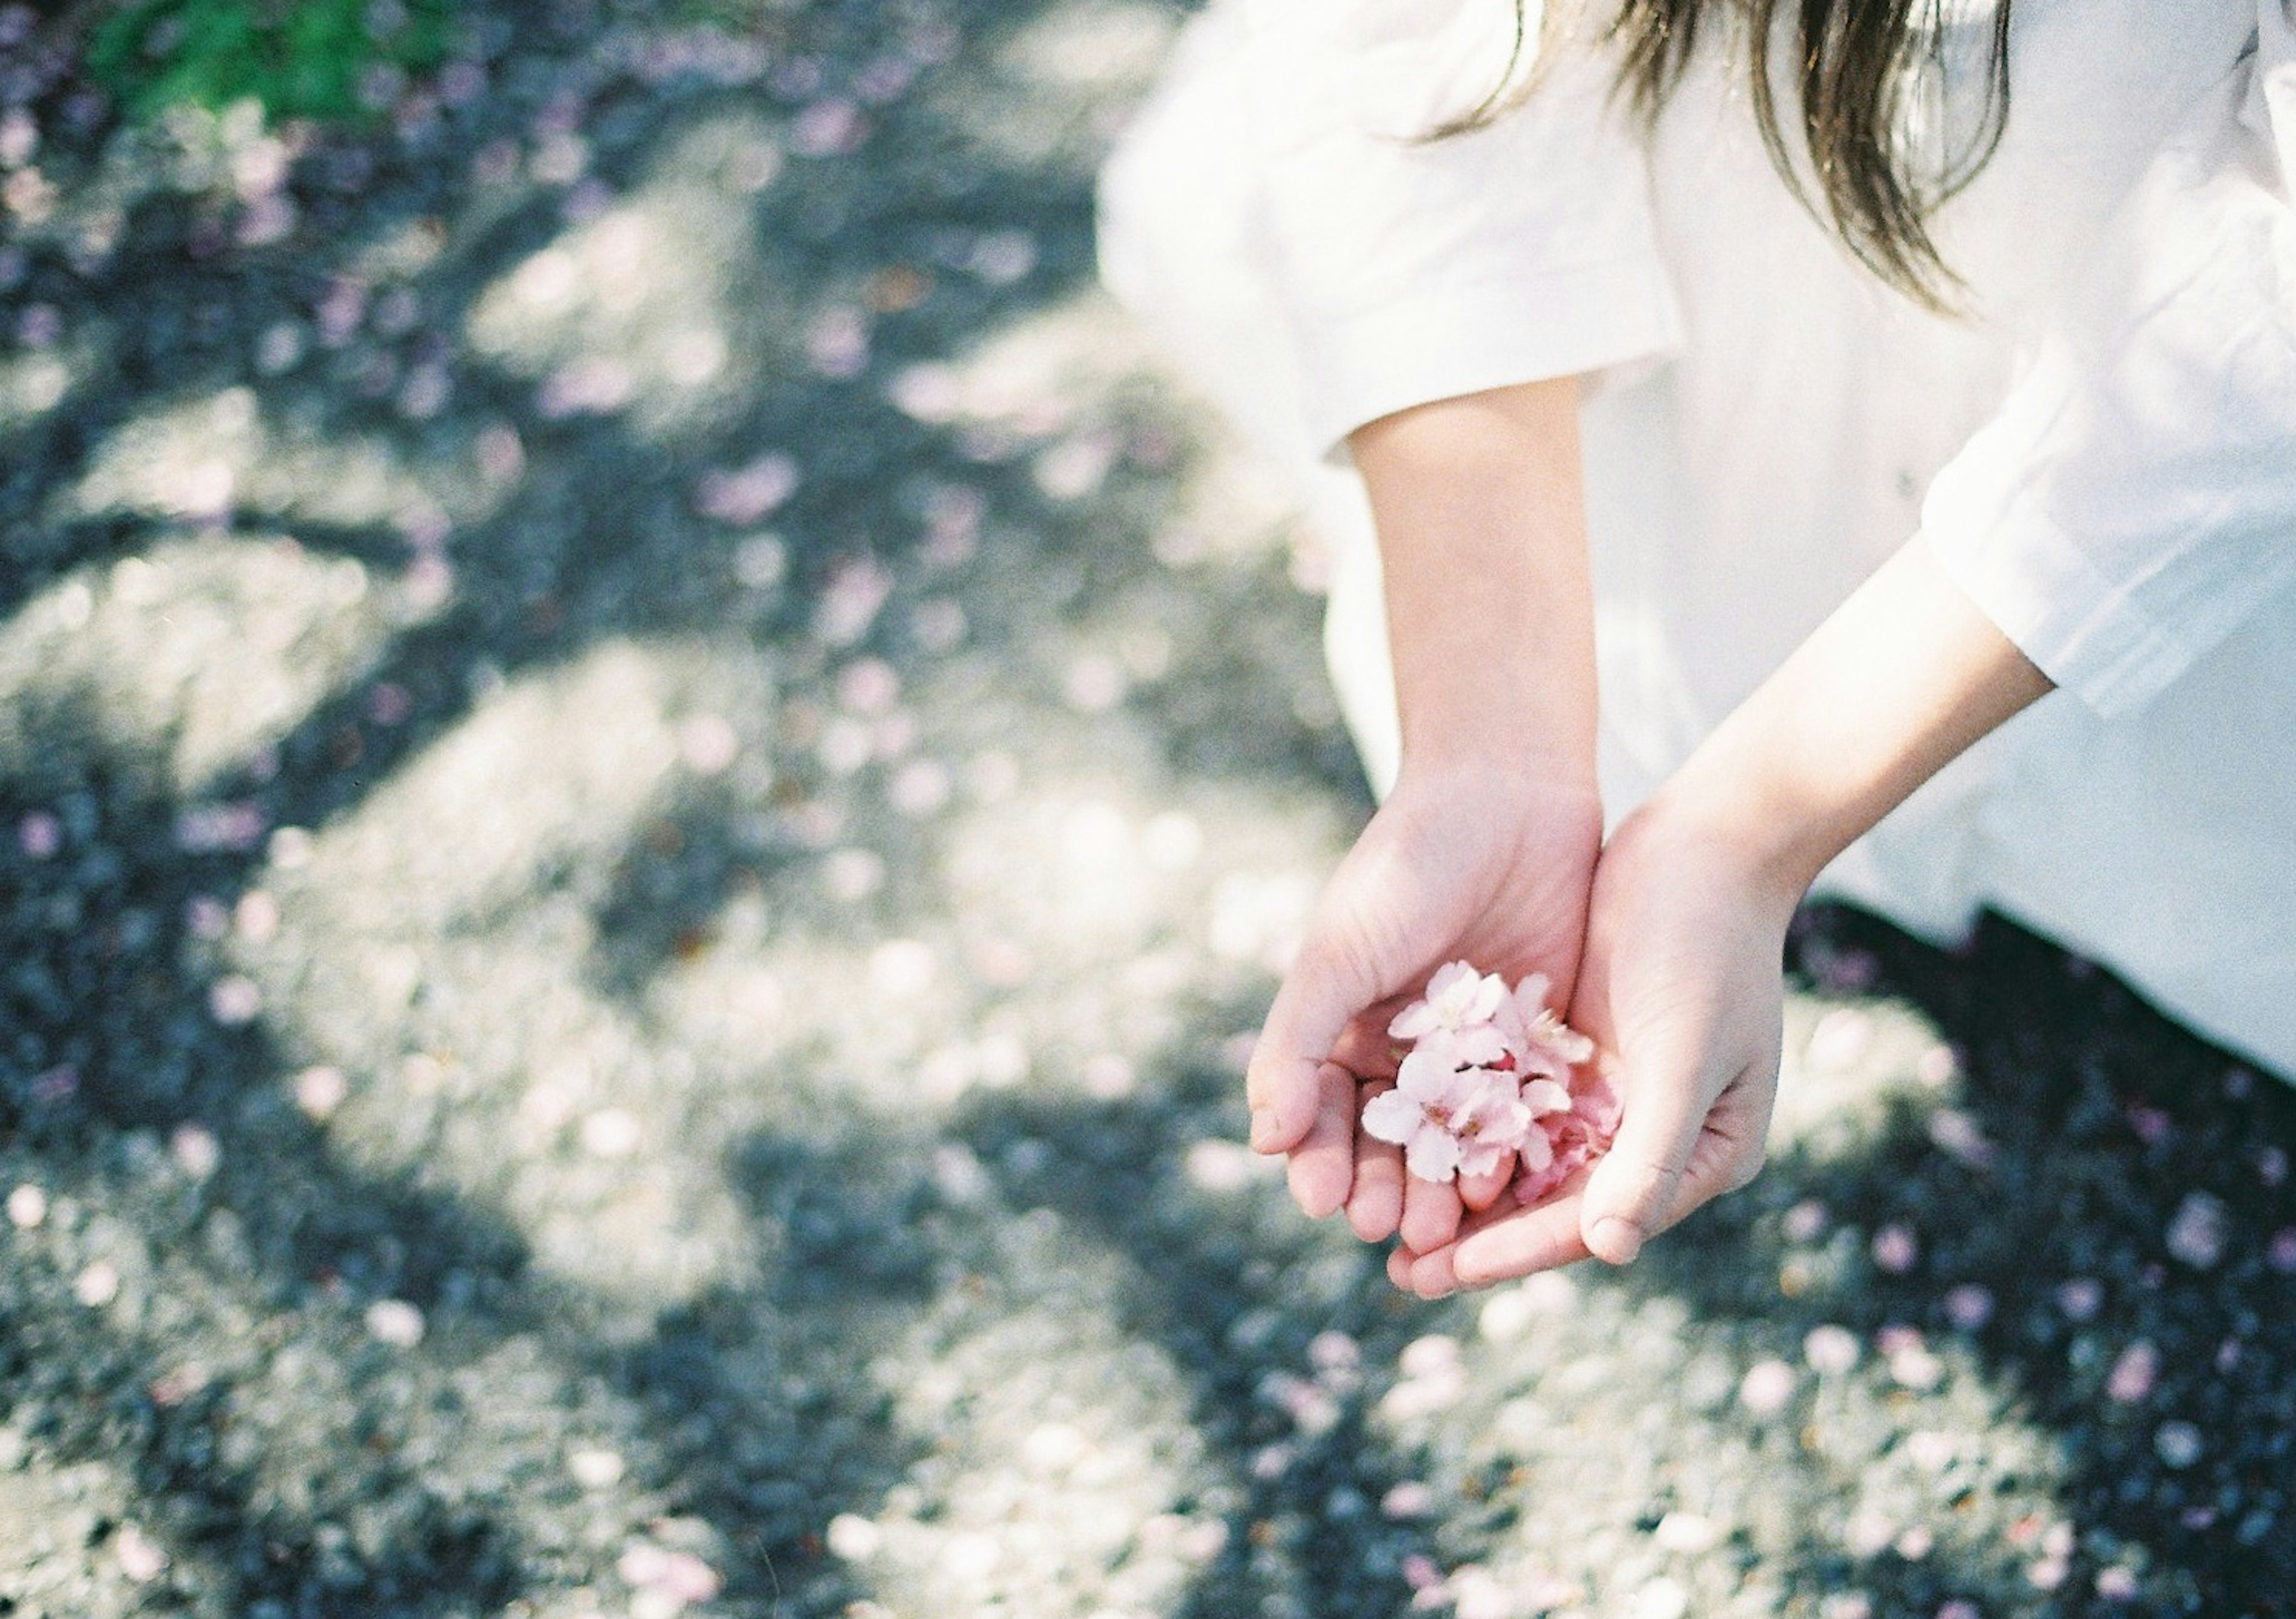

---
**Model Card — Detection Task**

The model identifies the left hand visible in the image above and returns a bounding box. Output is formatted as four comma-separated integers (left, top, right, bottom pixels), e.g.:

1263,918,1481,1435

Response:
1246,759,1602,1252
1386,789,1794,1295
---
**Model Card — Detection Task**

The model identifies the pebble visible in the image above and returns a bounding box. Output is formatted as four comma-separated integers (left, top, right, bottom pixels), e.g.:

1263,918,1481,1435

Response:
579,1108,643,1158
888,758,952,816
1888,1340,1946,1393
1926,1108,1995,1167
1943,1283,1995,1333
1381,1481,1436,1519
74,1261,120,1307
1477,1285,1544,1342
1630,1577,1690,1619
677,715,740,775
823,847,887,902
617,1542,722,1605
295,1065,351,1120
1781,1199,1829,1243
364,1298,426,1347
17,810,60,858
1806,1007,1874,1072
1738,1359,1797,1416
868,938,938,998
1021,1421,1089,1472
2164,1192,2230,1269
1399,1334,1461,1379
1183,1139,1261,1194
1906,1430,1957,1472
2270,1227,2296,1272
2154,1420,2203,1469
826,1512,882,1559
1805,1324,1860,1376
1843,1508,1896,1558
208,975,265,1025
2106,1341,2160,1404
568,1447,626,1489
170,1124,221,1180
113,1523,168,1583
1652,1511,1720,1553
1448,1565,1516,1619
1870,1223,1919,1275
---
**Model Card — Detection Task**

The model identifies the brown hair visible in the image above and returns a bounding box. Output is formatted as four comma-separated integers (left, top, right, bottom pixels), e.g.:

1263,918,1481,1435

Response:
1443,0,2014,309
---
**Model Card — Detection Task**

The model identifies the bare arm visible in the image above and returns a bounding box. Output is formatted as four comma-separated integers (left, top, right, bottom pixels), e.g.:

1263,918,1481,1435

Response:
1400,533,2054,1291
1348,377,1598,779
1247,378,1605,1245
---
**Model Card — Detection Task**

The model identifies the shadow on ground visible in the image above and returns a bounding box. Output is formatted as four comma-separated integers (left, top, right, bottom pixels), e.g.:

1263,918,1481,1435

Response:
0,2,2289,1617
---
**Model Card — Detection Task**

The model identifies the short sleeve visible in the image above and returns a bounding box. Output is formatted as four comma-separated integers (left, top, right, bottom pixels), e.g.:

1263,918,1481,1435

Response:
1921,0,2296,716
1238,0,1683,456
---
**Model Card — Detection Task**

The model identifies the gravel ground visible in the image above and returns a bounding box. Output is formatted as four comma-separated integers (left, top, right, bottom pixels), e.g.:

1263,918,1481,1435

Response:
1,3,2292,1617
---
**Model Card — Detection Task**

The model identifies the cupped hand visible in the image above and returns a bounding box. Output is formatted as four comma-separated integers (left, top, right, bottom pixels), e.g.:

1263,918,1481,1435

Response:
1245,760,1601,1251
1388,791,1794,1296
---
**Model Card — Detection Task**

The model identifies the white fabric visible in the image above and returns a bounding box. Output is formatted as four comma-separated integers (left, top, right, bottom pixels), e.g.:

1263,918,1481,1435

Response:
1098,0,2296,1078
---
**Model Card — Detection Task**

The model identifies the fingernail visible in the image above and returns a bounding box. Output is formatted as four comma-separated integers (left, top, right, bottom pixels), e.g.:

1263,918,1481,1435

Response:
1249,1108,1278,1151
1591,1216,1645,1265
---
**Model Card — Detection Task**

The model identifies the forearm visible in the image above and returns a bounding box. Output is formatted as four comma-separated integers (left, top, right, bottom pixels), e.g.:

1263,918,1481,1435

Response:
1656,534,2055,901
1347,378,1598,785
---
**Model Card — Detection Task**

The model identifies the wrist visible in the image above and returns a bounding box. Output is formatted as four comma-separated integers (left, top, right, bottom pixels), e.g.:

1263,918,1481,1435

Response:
1641,536,2053,910
1390,736,1601,807
1394,672,1599,791
1640,751,1838,919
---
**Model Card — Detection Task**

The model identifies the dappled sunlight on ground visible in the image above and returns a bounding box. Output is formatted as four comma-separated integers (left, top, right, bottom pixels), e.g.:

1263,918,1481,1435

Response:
0,2,2291,1617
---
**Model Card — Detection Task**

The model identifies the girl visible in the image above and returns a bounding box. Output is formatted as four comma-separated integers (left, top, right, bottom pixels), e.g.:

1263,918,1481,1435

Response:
1098,0,2296,1293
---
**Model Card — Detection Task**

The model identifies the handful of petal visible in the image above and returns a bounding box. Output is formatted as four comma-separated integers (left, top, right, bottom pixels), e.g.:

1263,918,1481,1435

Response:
1361,962,1619,1204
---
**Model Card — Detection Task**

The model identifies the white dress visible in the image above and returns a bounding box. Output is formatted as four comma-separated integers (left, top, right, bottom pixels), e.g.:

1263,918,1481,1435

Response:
1098,0,2296,1076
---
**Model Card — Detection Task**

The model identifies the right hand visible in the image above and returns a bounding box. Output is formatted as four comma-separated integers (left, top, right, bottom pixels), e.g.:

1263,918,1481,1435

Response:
1245,759,1602,1253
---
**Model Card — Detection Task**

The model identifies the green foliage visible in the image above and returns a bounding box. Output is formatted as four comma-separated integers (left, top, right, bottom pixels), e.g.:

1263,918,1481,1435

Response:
83,0,453,124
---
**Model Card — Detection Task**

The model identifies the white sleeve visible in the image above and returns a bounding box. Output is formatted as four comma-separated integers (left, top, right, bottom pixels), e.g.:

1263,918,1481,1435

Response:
1238,0,1682,456
1920,0,2296,716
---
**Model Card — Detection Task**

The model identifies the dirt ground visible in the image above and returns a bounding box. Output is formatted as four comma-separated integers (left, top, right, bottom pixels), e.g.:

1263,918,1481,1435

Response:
1,2,2291,1616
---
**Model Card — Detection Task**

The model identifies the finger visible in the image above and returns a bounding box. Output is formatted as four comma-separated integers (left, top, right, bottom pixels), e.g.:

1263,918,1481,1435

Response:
1668,1068,1775,1211
1284,1062,1359,1219
1330,1013,1405,1082
1432,1185,1593,1289
1456,1153,1513,1214
1578,1045,1718,1267
1401,1242,1458,1298
1386,1243,1418,1292
1399,1172,1462,1254
1345,1081,1406,1242
1246,949,1370,1154
1453,1204,1591,1288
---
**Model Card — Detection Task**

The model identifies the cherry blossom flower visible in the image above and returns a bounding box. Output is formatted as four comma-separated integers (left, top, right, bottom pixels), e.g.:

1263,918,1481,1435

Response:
1388,961,1507,1044
1367,962,1615,1197
1511,1065,1620,1205
1364,1032,1516,1182
1494,971,1595,1080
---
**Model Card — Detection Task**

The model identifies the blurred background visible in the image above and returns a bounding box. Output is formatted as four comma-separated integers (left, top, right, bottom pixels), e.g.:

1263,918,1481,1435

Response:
0,3,2291,1617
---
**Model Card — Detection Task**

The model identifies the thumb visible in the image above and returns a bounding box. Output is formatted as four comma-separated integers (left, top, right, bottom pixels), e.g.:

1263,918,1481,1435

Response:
1246,942,1372,1154
1578,1038,1711,1266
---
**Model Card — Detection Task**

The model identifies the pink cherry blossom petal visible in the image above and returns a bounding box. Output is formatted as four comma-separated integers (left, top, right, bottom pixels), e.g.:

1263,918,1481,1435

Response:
1361,1090,1423,1147
1405,1126,1463,1184
1521,1078,1571,1115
